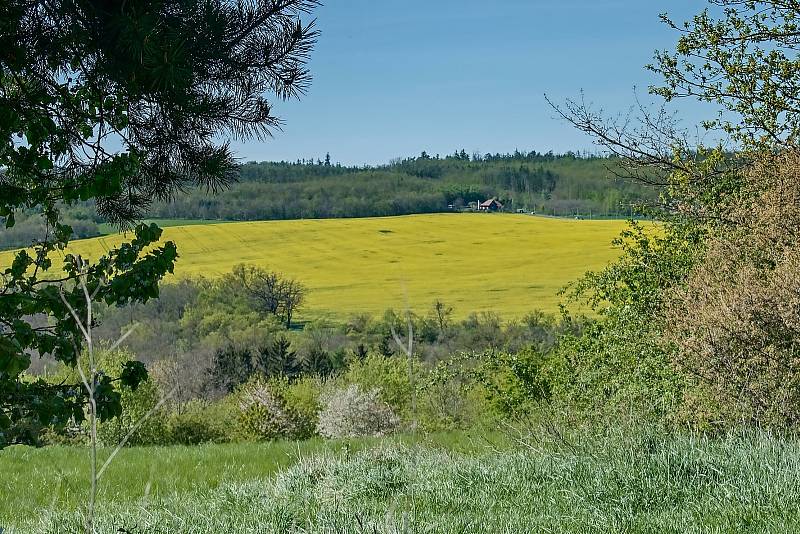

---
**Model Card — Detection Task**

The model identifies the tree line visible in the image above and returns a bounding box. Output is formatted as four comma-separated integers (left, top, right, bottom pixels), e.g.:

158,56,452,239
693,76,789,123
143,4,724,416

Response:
0,152,658,251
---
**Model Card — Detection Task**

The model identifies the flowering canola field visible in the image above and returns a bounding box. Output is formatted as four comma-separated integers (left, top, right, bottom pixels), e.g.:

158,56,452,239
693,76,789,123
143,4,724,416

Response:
3,213,633,319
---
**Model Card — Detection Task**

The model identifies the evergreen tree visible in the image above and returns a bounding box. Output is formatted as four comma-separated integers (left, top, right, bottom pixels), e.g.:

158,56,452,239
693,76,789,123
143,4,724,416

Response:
0,0,319,446
301,347,334,377
207,346,255,394
255,337,301,378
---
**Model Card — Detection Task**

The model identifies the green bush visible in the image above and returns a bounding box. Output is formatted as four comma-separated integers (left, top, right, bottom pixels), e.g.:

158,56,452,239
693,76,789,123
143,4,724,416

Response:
40,423,87,446
416,377,491,432
546,311,684,424
279,376,323,438
416,358,493,431
166,400,231,444
540,222,698,424
43,348,167,446
50,349,168,447
96,376,166,446
475,348,552,417
342,353,420,417
235,376,310,441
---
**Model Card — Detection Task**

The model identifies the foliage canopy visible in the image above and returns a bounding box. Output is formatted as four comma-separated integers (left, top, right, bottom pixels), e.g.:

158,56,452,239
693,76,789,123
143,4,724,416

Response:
0,0,318,446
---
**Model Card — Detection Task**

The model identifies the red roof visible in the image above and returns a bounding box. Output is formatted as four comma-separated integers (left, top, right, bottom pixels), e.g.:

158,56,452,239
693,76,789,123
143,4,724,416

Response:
479,198,503,208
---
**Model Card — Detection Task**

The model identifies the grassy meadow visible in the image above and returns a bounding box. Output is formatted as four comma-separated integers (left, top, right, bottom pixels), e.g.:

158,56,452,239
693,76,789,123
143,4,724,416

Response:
3,213,633,319
5,428,800,533
0,431,492,528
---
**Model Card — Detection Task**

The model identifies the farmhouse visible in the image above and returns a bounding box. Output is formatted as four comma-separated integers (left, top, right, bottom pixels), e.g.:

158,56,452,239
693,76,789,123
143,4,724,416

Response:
478,198,503,212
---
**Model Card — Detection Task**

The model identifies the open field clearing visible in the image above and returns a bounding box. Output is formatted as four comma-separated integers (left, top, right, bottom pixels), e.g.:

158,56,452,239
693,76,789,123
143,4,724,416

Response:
0,432,490,528
2,214,633,319
4,428,800,533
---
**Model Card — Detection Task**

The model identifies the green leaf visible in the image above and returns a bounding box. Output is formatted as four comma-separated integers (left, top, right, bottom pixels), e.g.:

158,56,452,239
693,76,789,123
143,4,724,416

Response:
36,156,53,171
0,347,30,379
120,360,148,391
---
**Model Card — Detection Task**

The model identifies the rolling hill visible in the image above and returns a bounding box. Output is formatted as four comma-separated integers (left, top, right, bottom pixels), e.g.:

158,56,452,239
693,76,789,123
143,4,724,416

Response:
7,213,636,319
0,152,658,252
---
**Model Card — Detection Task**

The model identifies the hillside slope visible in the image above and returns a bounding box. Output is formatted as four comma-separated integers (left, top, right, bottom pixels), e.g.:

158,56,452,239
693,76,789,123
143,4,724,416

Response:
151,153,656,222
19,214,633,318
0,152,657,251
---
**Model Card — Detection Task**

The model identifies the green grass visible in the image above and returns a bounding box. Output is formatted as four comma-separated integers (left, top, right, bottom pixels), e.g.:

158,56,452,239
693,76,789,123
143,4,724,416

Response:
0,431,493,531
3,213,637,319
4,428,800,533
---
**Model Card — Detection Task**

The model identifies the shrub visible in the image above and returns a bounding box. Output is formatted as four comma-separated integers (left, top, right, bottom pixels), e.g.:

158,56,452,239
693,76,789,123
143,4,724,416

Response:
57,349,169,447
40,421,87,446
150,351,213,406
475,348,552,417
456,312,504,350
279,376,323,439
547,310,685,424
236,377,307,441
40,348,164,446
96,376,166,446
546,222,697,423
667,152,800,429
166,400,231,444
416,376,491,432
317,384,399,438
342,353,419,416
410,355,494,431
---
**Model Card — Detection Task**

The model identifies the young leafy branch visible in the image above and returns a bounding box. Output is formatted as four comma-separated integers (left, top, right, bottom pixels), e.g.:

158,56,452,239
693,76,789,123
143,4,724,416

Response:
58,257,175,533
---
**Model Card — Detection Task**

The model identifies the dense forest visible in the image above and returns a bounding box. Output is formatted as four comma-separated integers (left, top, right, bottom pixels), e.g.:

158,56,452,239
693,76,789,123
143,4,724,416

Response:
156,150,656,220
0,150,658,250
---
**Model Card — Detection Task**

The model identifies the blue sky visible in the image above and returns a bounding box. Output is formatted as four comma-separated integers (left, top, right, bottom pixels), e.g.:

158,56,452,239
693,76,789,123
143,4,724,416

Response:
231,0,705,165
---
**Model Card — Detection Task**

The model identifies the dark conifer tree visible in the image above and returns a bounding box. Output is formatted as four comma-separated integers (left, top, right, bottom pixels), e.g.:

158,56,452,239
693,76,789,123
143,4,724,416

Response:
255,336,300,378
301,347,333,377
207,346,255,394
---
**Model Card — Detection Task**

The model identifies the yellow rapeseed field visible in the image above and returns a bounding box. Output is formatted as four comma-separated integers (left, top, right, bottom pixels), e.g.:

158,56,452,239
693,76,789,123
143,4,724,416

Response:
2,214,633,319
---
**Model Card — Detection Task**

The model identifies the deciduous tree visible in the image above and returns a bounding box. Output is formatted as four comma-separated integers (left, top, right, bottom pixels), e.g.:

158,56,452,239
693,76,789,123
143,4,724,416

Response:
0,0,319,446
226,264,306,328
